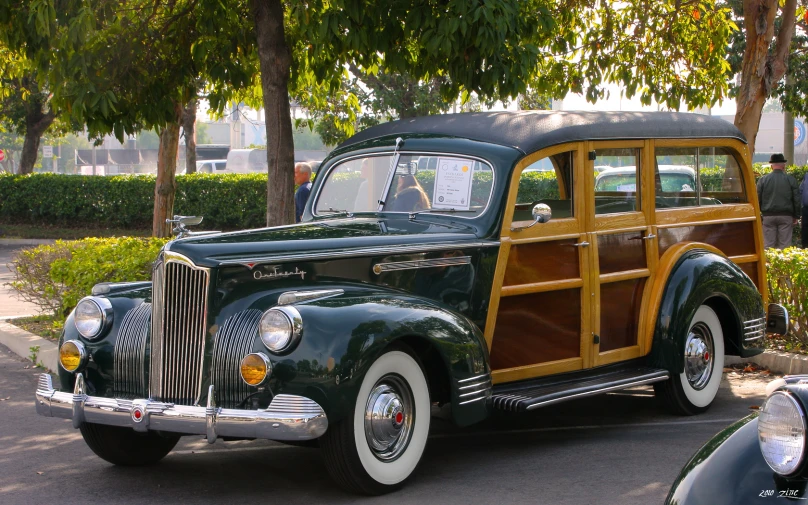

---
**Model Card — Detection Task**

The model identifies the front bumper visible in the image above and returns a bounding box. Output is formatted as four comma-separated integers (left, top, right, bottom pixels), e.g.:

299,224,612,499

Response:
35,373,328,442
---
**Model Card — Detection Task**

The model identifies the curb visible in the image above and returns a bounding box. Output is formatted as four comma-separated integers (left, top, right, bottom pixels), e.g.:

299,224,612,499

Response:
0,239,56,246
0,321,58,373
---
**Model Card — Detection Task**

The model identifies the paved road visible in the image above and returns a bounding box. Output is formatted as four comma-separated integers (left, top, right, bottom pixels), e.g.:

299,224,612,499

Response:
0,343,771,505
0,245,42,318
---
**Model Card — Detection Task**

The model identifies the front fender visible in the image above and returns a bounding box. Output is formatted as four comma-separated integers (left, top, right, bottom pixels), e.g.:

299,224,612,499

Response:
57,284,152,396
666,415,808,504
246,289,491,427
649,249,765,373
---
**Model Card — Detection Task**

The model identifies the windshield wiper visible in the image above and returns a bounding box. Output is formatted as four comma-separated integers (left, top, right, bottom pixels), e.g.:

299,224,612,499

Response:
408,208,476,221
320,208,354,218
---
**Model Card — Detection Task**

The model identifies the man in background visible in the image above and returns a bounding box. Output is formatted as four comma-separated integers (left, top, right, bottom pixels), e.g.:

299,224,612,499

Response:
294,162,312,223
756,153,800,249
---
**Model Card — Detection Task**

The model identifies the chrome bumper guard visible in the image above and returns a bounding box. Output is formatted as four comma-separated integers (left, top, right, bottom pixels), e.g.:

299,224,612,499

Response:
35,373,328,442
766,303,789,336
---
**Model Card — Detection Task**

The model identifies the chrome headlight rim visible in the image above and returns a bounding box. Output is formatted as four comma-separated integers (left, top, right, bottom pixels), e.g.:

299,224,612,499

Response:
759,390,807,476
259,306,302,354
74,296,113,340
240,352,272,387
59,339,88,373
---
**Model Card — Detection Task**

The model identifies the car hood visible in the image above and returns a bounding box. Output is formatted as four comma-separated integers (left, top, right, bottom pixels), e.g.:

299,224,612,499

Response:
166,217,485,267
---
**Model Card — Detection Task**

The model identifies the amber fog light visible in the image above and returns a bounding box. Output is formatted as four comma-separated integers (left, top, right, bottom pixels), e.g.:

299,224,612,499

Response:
59,340,88,372
240,353,271,386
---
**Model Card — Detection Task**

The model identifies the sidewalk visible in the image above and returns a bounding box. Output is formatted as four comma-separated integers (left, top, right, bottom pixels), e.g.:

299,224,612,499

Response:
0,241,52,319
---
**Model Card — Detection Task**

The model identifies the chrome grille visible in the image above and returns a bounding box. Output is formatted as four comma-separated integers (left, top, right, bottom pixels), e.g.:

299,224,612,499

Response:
211,310,262,408
743,317,766,342
150,253,210,405
113,303,151,398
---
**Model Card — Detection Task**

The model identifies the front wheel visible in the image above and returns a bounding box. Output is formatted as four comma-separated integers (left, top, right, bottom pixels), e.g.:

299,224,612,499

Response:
80,423,180,466
320,346,431,495
656,305,725,415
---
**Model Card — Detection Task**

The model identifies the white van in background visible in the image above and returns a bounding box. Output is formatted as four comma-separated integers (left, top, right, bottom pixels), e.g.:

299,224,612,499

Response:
226,149,268,173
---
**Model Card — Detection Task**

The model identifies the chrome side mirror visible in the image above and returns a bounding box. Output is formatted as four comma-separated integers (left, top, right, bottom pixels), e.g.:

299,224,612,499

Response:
167,215,204,239
510,203,552,232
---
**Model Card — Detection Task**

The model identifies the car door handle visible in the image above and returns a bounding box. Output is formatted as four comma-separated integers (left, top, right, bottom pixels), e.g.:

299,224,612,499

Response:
642,234,657,240
571,241,590,247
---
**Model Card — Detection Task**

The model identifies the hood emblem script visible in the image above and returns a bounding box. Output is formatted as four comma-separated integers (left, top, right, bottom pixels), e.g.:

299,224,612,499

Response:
254,266,306,281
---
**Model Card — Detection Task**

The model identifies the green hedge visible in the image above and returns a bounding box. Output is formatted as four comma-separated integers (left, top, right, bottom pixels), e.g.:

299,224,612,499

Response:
0,173,269,230
1,165,806,232
9,237,168,317
766,247,808,347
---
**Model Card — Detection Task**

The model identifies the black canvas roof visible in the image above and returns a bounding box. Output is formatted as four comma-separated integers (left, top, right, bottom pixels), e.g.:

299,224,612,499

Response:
339,111,746,154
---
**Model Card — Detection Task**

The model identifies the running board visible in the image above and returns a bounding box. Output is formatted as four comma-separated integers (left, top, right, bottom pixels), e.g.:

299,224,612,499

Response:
491,367,670,412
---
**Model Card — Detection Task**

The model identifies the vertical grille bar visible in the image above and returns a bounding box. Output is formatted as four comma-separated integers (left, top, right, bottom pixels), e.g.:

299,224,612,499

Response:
150,254,210,405
113,303,151,398
211,310,262,408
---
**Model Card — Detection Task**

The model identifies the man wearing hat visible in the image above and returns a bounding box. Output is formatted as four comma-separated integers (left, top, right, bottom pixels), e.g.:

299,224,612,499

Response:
756,153,800,249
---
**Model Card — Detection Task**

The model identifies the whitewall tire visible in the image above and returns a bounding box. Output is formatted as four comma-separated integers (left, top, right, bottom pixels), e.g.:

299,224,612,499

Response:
657,305,725,415
321,345,430,494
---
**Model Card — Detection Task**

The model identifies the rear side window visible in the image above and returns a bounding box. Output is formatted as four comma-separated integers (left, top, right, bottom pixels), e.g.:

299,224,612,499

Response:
654,147,746,208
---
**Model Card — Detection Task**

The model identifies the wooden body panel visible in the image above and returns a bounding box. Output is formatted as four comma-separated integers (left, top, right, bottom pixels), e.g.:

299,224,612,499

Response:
487,136,763,385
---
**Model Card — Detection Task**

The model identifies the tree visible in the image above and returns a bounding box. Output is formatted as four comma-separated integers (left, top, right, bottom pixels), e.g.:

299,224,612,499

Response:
777,9,808,119
296,67,455,146
4,0,258,236
727,0,800,152
250,0,736,226
0,43,67,174
182,98,198,174
518,88,554,111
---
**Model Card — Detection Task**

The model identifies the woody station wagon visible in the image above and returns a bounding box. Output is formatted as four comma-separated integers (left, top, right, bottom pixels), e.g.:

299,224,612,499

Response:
36,111,788,494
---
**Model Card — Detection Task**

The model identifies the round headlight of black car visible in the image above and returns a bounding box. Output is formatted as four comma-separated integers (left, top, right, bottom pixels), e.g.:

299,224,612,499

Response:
74,296,113,339
259,306,302,353
759,391,807,475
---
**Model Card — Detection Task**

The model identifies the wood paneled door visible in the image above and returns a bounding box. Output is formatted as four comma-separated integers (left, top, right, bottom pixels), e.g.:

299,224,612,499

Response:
487,143,594,384
589,141,658,366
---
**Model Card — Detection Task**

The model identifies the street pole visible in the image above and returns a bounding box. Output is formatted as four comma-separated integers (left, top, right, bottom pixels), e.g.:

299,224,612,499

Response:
784,75,795,165
92,145,97,175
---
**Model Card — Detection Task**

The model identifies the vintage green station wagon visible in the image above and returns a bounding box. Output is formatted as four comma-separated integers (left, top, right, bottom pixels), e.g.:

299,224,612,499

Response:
36,111,788,494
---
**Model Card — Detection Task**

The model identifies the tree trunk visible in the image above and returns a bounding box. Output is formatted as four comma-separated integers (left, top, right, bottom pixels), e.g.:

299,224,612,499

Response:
734,0,797,154
18,110,55,175
183,98,198,174
251,0,295,227
153,103,182,237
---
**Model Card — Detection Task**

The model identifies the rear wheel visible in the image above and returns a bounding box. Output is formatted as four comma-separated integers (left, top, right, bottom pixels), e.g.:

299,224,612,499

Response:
320,346,430,495
656,305,725,415
80,423,180,466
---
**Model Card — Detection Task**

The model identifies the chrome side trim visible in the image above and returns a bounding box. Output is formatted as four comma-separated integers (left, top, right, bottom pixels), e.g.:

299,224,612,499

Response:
373,256,471,275
454,372,492,405
524,375,669,411
34,374,328,442
220,241,499,268
210,309,262,409
113,303,151,398
743,317,766,342
277,289,344,305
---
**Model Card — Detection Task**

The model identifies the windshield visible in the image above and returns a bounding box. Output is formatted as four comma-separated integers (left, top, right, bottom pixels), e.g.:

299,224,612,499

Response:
314,154,494,217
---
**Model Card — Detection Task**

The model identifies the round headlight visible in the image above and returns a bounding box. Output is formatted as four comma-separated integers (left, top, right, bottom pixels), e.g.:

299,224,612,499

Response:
259,307,302,353
240,353,271,386
59,340,87,372
759,391,807,475
74,297,112,339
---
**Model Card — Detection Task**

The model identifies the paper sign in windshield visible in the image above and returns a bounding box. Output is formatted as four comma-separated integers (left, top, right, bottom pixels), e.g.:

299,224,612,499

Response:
433,157,473,210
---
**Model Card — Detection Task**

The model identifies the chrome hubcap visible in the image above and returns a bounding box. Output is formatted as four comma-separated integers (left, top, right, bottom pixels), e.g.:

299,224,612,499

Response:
364,374,414,461
684,322,714,390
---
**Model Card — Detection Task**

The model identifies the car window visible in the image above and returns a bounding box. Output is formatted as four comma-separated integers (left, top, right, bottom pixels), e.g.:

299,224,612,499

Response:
513,150,574,222
315,154,493,217
593,148,640,215
654,147,746,208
